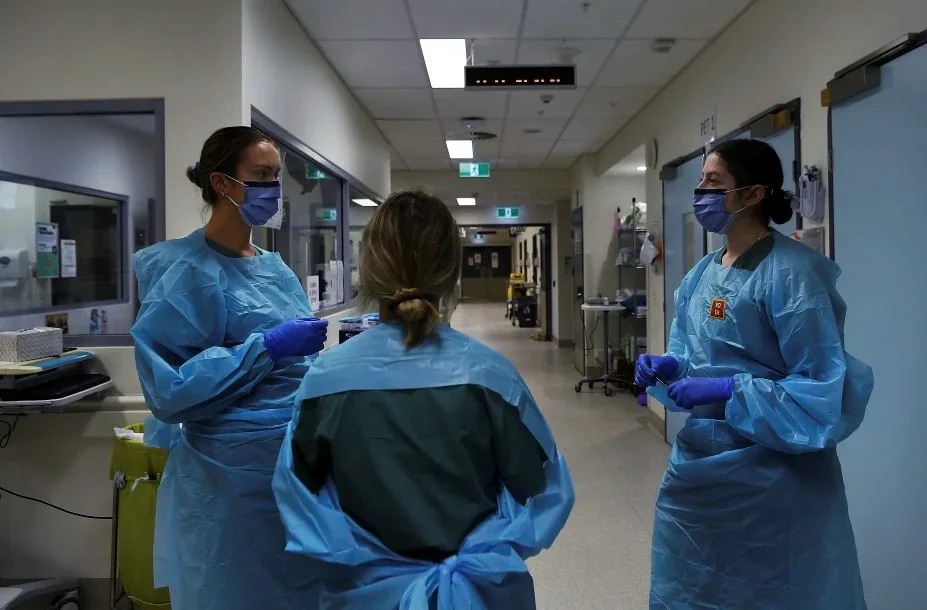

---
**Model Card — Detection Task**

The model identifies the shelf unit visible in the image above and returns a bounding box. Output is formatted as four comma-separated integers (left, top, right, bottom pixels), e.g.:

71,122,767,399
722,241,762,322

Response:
613,199,648,390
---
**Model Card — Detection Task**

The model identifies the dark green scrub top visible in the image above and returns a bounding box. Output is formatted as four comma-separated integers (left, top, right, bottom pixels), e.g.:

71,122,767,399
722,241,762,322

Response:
205,238,263,258
292,384,548,562
715,233,775,271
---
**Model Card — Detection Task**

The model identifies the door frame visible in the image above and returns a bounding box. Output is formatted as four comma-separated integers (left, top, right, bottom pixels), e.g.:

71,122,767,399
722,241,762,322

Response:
458,223,554,342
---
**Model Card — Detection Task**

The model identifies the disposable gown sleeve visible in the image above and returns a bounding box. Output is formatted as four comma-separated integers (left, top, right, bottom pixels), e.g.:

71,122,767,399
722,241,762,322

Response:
132,268,274,424
725,272,863,454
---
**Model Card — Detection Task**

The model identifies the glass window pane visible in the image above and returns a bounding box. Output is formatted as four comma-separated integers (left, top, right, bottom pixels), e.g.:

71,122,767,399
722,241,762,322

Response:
277,147,344,311
683,212,704,272
348,188,377,301
0,111,161,342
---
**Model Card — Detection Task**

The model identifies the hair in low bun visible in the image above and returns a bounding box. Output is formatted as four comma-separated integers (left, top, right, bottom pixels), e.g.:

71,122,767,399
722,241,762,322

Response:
393,289,440,347
185,163,201,187
358,189,462,348
762,189,794,225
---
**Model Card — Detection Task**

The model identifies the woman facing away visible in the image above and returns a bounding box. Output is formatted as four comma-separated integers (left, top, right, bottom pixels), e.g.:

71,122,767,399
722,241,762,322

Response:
636,138,874,609
273,189,575,609
131,126,328,609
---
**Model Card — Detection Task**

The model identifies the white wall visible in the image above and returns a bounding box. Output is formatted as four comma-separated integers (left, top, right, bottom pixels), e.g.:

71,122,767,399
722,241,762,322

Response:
242,0,390,196
594,0,927,415
0,0,244,240
0,115,157,335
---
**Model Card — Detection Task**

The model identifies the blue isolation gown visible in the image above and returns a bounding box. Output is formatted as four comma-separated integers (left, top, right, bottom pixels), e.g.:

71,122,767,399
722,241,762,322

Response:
131,228,321,610
651,232,874,609
273,323,575,609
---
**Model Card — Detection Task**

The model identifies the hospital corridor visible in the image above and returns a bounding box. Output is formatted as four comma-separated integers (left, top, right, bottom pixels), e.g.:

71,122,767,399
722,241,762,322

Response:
1,0,926,609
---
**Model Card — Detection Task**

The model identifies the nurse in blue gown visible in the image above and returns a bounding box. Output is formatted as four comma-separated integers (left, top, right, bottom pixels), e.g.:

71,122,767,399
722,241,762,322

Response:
132,127,328,609
636,138,873,609
273,189,575,609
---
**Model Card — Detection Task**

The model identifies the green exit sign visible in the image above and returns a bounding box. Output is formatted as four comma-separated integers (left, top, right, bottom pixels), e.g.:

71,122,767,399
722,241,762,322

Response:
459,162,490,178
497,207,520,219
316,208,337,221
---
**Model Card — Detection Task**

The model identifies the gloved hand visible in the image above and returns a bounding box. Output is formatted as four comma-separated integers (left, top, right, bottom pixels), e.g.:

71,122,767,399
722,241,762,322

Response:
667,377,734,410
635,354,679,387
263,317,328,361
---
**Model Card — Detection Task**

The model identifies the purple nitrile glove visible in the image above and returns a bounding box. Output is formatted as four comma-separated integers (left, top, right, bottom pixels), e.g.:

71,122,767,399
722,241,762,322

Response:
635,354,679,388
667,377,734,410
263,317,329,361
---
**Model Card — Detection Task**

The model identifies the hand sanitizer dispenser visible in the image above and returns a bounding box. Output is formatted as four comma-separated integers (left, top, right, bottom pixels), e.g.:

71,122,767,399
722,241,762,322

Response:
0,249,29,288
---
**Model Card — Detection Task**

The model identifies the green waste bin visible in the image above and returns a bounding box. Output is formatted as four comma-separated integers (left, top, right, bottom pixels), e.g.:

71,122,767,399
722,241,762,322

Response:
109,422,172,610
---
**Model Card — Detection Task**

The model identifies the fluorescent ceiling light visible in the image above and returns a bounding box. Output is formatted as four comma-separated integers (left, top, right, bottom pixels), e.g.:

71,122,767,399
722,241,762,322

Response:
457,197,476,206
446,139,473,159
420,39,466,89
352,198,378,207
636,166,647,172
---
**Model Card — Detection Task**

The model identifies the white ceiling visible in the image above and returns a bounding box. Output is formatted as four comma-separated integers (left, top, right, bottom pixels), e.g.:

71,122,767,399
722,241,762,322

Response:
285,0,754,172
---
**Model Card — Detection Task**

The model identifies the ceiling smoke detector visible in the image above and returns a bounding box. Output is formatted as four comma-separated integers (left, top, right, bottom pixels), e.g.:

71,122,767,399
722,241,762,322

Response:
651,38,676,54
448,116,498,141
555,46,581,66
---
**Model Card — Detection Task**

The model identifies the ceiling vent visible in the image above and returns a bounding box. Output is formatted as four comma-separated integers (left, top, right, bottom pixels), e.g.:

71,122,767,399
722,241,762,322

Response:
651,38,676,54
448,117,498,141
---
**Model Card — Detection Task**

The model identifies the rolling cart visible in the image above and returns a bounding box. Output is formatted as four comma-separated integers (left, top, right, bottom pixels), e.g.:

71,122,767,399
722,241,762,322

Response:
574,302,634,397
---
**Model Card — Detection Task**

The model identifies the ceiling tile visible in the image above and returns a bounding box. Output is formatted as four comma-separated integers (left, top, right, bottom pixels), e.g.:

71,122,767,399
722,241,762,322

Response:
375,119,443,141
500,139,556,157
403,158,454,170
626,0,752,39
517,39,615,87
409,0,523,38
317,40,427,88
560,117,619,142
355,88,436,119
433,90,509,119
543,157,577,170
549,139,599,158
390,139,449,157
284,0,413,40
497,159,521,170
515,159,545,170
502,119,568,142
523,0,640,39
576,86,659,119
597,39,707,87
441,118,505,138
471,39,519,65
506,88,586,120
473,139,501,158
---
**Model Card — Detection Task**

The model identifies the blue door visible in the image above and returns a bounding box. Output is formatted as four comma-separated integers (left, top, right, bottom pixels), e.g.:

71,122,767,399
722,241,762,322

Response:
662,154,705,445
831,42,927,609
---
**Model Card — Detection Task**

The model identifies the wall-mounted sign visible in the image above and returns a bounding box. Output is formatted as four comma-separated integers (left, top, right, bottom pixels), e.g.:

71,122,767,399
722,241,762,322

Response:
496,207,520,219
306,167,329,180
491,252,499,269
699,110,716,147
459,162,490,178
316,208,337,221
35,222,59,278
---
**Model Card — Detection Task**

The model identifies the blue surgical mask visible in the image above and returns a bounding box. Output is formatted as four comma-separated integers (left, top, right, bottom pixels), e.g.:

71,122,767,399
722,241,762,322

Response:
692,187,751,234
224,176,282,228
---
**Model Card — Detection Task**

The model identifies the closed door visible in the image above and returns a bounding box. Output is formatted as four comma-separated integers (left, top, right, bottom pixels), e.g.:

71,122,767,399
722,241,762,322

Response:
829,41,927,609
571,208,585,373
662,155,705,445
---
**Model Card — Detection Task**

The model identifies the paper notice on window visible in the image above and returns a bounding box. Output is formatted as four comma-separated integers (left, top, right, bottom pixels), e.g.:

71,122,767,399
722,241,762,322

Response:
474,253,482,264
491,252,499,269
60,239,77,278
35,222,60,278
335,260,344,303
306,275,320,312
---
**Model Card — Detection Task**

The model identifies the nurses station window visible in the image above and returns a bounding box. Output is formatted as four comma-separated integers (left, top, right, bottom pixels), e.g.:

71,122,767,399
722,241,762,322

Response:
276,148,345,311
348,188,378,301
0,103,165,344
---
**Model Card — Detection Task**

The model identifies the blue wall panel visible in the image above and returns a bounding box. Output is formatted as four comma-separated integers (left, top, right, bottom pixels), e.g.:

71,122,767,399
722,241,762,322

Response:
832,43,927,608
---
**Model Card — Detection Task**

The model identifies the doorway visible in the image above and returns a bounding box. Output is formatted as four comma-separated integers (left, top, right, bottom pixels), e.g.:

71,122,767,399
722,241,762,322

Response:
458,224,553,341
